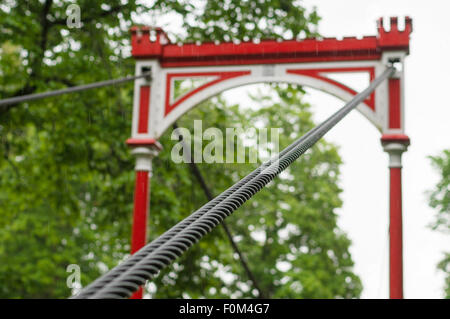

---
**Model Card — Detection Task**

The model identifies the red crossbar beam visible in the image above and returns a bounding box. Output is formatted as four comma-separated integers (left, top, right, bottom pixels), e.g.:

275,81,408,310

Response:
130,17,411,67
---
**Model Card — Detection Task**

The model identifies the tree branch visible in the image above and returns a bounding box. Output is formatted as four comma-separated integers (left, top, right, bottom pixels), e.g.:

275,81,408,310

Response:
1,0,54,115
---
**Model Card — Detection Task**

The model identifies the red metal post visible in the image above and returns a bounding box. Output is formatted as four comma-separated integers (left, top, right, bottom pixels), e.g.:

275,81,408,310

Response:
389,166,403,299
131,171,150,254
127,145,160,299
382,135,409,299
130,170,150,299
126,63,161,298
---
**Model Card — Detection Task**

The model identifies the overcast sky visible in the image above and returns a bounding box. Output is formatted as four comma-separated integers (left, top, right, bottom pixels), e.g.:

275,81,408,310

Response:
145,0,449,298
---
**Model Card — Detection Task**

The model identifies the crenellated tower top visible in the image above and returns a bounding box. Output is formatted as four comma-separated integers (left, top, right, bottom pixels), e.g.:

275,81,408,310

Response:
377,16,413,52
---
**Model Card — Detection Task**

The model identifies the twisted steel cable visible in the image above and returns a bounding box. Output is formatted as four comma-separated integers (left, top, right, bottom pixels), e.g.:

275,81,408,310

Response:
76,67,394,299
74,105,325,298
0,73,151,108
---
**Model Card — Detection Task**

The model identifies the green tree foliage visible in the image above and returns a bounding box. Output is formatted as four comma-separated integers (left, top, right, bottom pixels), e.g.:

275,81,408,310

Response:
428,150,450,298
182,0,320,42
0,0,360,298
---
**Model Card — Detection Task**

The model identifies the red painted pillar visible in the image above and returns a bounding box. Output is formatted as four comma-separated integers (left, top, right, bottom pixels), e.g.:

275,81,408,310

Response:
382,135,409,299
126,143,161,299
389,165,403,299
130,170,150,299
126,66,159,298
131,171,150,254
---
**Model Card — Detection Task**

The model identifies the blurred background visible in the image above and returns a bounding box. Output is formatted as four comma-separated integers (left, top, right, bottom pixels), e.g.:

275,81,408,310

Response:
0,0,448,299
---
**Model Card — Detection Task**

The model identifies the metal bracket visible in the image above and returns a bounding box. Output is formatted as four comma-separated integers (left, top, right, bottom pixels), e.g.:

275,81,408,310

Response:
141,66,152,84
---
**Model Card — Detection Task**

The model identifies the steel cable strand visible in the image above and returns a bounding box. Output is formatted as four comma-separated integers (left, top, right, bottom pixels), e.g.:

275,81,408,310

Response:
91,171,280,298
76,121,329,298
74,120,325,298
90,133,343,298
78,67,394,298
92,169,285,298
76,157,286,298
74,172,262,298
92,148,321,298
0,73,152,108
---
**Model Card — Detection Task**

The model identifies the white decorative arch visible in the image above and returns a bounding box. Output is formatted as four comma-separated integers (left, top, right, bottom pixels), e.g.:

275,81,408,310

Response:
130,60,392,140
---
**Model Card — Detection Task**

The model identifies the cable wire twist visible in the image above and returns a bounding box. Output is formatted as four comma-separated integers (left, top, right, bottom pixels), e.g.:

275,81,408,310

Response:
0,73,151,108
74,67,394,299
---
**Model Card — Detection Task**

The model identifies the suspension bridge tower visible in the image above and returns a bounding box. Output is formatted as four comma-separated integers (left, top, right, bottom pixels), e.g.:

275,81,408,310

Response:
126,17,412,299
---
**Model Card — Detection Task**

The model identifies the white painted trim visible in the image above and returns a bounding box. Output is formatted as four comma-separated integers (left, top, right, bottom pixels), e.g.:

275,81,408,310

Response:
159,73,380,136
381,51,407,134
131,146,159,172
382,142,408,168
130,60,394,140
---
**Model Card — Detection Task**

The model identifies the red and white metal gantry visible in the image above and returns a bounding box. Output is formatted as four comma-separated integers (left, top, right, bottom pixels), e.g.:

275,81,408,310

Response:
126,17,412,299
